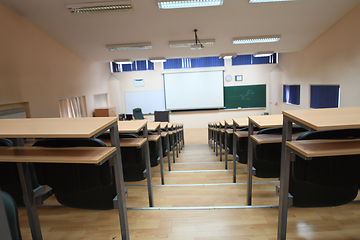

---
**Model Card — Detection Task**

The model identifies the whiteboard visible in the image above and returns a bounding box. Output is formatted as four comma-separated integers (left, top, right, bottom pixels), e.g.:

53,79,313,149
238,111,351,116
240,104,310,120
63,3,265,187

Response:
164,71,224,110
124,90,166,114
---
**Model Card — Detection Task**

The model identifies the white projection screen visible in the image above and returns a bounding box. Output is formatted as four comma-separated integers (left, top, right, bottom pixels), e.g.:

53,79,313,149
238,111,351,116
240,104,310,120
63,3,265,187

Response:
164,71,224,110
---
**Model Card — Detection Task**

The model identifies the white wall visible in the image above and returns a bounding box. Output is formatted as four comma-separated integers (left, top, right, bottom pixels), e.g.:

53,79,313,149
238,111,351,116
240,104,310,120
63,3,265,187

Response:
279,3,360,111
113,59,278,128
0,3,112,118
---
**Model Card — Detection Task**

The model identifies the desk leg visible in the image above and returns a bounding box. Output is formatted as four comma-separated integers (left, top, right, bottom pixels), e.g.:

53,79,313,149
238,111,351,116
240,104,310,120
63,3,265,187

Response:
110,125,130,240
277,117,293,240
158,128,165,185
172,134,176,163
18,162,43,240
219,130,223,162
232,124,237,183
167,134,171,171
246,122,254,206
224,130,228,169
143,125,154,207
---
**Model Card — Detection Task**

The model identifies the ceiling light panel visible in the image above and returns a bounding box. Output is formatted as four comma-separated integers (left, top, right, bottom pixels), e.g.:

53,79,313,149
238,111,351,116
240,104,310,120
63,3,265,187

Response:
106,42,153,51
169,39,215,48
158,0,223,9
249,0,294,3
233,35,281,44
66,1,133,14
253,51,274,57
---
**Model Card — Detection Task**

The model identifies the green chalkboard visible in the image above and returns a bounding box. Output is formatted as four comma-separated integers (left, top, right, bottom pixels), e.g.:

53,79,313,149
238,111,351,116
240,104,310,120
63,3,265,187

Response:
224,84,266,109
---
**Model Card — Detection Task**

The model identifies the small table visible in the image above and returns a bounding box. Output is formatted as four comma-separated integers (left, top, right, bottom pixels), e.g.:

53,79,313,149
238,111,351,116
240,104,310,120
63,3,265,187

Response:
0,117,129,240
231,118,249,183
147,122,165,185
117,120,154,207
277,107,360,240
246,114,283,205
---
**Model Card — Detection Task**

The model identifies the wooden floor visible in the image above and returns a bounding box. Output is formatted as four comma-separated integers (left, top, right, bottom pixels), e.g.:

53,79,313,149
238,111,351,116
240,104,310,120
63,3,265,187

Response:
17,129,360,239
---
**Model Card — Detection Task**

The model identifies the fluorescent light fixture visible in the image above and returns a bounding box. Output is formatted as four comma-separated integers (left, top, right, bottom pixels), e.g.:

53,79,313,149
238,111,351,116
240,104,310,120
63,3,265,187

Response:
158,0,223,9
219,53,237,59
114,59,133,64
169,39,215,48
249,0,294,3
66,1,133,14
149,57,167,63
106,42,152,51
253,51,274,57
233,35,281,44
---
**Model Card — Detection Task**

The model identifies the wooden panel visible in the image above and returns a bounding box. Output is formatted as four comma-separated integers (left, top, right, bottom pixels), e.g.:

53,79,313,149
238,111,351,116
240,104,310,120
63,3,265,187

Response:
147,122,160,132
249,114,283,128
93,107,116,117
251,132,302,144
0,117,117,138
286,139,360,158
148,135,160,142
233,118,248,128
120,138,147,147
117,120,147,133
0,146,116,164
282,107,360,131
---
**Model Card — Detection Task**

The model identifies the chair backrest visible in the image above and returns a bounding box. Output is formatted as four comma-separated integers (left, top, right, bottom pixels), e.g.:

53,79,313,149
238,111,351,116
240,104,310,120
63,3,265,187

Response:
293,129,360,188
154,111,169,122
1,191,22,240
32,138,113,193
132,108,144,119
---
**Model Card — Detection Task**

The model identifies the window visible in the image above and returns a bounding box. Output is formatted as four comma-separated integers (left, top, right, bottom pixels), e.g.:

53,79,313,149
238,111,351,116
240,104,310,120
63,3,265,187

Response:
163,56,224,70
283,85,300,105
59,96,87,118
310,85,340,109
111,60,154,72
232,53,278,66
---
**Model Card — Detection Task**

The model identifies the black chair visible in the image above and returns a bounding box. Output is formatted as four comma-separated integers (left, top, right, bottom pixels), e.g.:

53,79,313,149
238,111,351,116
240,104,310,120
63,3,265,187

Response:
154,110,169,122
133,108,145,120
1,191,22,240
98,133,147,181
0,138,40,207
235,126,260,164
253,126,307,178
33,138,116,210
289,129,360,207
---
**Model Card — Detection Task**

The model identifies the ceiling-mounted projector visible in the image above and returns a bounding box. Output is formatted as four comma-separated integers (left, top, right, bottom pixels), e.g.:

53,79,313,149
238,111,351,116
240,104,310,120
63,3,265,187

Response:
191,43,203,50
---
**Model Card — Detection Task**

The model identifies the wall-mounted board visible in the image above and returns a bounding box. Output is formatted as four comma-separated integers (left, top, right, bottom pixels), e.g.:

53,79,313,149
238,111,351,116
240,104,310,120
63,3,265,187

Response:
224,84,266,109
124,90,165,114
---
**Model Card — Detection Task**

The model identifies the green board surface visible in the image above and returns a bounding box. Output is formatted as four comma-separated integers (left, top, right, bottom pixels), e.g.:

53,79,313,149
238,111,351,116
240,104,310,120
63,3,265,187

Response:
224,84,266,109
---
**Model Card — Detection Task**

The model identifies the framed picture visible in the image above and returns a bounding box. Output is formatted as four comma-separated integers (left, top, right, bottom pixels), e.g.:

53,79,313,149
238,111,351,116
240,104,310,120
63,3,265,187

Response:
235,75,243,81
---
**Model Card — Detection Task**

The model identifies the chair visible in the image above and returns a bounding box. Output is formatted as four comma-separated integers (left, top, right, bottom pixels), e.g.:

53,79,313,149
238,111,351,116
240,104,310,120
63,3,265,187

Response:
154,110,169,122
253,126,307,178
98,133,147,181
133,108,145,119
33,138,116,210
289,129,360,207
0,138,40,207
235,126,260,164
1,191,22,240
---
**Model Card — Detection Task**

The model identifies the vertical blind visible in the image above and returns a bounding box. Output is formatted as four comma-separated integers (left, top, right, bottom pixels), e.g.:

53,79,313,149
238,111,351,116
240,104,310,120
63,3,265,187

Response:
111,60,154,72
283,85,300,105
232,53,277,66
163,56,224,70
310,85,340,108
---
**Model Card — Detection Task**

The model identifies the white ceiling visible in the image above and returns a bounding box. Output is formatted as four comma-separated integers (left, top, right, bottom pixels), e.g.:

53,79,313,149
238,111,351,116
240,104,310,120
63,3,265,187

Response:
1,0,360,62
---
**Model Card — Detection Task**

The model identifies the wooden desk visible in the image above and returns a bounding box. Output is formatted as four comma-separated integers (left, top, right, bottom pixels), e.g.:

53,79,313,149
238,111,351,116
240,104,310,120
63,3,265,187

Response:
117,120,154,207
147,122,165,185
160,122,171,171
0,117,129,240
231,118,249,183
277,107,360,240
251,132,302,144
246,114,283,205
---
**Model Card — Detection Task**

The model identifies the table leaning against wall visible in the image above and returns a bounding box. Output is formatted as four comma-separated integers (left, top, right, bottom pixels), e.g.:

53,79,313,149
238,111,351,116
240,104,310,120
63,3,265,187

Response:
278,107,360,240
0,117,129,240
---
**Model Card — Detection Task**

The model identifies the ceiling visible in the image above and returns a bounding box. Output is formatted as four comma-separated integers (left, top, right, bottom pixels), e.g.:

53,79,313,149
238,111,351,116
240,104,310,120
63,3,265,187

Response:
1,0,360,62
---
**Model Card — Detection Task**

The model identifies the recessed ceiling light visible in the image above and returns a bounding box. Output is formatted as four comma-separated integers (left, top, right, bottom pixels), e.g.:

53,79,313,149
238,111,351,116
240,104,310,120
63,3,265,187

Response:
149,57,167,63
158,0,223,9
169,39,215,48
106,42,153,51
249,0,295,3
233,35,281,44
253,51,274,57
219,53,237,59
66,1,133,14
114,59,133,64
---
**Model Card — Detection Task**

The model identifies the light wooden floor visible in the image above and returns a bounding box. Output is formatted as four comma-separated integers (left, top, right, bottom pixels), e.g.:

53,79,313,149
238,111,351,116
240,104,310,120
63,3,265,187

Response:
17,129,360,239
